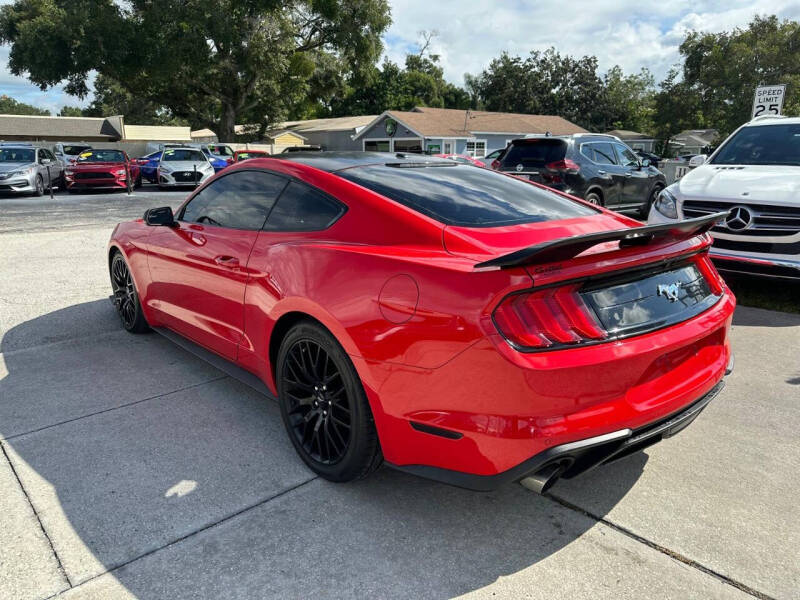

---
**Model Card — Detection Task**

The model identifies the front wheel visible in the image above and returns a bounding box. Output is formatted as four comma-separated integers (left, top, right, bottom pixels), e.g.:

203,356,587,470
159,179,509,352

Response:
33,175,44,197
277,322,382,482
110,253,150,333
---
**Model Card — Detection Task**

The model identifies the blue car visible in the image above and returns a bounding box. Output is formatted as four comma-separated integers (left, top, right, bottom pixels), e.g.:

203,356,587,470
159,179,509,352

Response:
136,151,162,183
198,144,234,172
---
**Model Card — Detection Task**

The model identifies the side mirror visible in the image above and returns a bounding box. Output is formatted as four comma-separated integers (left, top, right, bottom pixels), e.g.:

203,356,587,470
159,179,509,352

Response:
639,159,650,168
689,154,707,167
144,206,177,227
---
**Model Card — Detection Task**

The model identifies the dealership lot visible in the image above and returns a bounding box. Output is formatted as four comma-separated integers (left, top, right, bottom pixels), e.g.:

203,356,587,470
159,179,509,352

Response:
0,188,798,599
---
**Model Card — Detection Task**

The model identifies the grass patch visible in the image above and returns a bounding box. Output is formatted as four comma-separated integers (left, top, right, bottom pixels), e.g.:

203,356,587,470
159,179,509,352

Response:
722,273,800,314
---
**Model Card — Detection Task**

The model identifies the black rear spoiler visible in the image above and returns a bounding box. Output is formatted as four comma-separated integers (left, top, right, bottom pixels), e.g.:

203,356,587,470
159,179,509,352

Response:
474,212,727,269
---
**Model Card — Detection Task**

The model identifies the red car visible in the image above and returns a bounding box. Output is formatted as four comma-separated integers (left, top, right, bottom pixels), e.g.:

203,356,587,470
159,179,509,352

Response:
65,149,141,192
233,149,270,162
108,153,735,492
434,153,487,168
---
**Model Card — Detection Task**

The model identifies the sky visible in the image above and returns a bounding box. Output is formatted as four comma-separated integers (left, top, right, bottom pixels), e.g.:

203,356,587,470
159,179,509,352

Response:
2,0,800,114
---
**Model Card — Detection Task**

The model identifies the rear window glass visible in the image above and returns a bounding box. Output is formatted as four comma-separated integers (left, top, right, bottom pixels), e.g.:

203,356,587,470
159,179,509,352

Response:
337,164,595,227
502,140,567,167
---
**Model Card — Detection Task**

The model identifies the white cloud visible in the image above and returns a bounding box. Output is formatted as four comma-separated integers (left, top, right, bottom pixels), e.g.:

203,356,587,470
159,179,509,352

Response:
1,0,800,112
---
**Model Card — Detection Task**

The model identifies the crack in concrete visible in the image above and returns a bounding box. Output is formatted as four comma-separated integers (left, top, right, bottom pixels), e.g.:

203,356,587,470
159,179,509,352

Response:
545,492,777,600
46,475,319,599
0,439,72,591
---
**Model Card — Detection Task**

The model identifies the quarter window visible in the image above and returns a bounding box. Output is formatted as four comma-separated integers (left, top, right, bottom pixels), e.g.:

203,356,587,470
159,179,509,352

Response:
264,181,345,231
180,170,287,230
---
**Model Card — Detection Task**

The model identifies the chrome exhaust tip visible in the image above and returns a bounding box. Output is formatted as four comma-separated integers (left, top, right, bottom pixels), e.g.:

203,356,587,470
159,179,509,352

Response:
519,463,563,494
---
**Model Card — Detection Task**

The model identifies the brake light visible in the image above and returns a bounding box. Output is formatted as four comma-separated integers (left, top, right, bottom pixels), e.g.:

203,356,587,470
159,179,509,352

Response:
545,159,580,174
493,284,606,350
491,159,500,170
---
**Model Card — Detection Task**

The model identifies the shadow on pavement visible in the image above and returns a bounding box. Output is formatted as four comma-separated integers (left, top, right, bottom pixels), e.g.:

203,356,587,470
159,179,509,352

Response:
731,304,800,328
1,300,647,598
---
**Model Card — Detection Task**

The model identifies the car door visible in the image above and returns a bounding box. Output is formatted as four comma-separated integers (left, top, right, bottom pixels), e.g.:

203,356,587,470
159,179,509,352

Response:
145,169,289,359
613,142,650,209
586,142,623,207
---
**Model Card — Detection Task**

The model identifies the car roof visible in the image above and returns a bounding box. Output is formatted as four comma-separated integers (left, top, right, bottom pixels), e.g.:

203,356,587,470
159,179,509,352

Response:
275,151,451,172
746,115,800,127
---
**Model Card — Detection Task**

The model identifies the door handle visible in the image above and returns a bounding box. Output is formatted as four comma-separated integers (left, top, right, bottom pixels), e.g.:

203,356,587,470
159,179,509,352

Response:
624,172,632,178
597,170,607,175
214,255,240,268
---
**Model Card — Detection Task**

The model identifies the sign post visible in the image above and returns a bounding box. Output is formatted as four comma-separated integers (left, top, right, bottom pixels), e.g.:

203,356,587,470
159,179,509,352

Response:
752,85,786,119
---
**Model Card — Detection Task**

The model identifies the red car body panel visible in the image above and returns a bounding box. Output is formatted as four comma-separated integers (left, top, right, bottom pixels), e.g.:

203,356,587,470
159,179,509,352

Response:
66,151,140,190
109,155,735,484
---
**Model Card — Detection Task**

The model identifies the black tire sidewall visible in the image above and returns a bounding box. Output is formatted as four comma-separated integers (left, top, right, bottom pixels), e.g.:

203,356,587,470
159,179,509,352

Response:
111,253,149,333
585,190,602,206
34,175,44,196
276,322,379,482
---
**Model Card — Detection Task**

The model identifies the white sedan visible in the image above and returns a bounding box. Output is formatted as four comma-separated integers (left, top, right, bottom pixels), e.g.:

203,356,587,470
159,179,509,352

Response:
157,147,215,188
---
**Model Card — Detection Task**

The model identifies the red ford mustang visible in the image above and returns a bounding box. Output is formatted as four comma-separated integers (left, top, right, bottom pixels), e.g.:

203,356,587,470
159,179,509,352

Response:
108,152,735,492
66,149,141,193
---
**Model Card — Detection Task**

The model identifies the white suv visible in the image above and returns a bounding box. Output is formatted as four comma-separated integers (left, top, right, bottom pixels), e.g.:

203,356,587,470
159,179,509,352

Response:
648,116,800,279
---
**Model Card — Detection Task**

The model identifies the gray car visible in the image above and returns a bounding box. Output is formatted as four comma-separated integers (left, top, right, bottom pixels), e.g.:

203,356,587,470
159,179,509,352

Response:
0,144,63,196
156,147,215,188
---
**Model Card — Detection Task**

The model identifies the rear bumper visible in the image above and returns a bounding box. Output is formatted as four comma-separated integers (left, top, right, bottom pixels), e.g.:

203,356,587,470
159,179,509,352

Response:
389,375,728,492
710,249,800,280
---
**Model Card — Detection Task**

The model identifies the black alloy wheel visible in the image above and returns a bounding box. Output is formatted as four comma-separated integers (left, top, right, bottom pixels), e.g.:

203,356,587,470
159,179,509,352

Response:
277,322,382,482
585,190,603,206
110,253,149,333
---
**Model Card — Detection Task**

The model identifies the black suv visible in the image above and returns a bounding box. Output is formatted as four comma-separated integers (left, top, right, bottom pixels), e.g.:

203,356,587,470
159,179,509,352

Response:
496,135,666,215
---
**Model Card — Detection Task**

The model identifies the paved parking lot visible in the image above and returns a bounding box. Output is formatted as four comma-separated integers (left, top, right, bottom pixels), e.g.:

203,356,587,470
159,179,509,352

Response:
1,187,798,599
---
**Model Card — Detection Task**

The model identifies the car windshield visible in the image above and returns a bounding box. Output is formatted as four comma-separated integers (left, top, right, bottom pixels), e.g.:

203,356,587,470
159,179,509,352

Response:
0,148,35,163
76,150,126,162
502,139,567,167
207,145,234,157
63,145,92,155
163,149,206,162
712,123,800,166
237,152,264,160
337,163,596,227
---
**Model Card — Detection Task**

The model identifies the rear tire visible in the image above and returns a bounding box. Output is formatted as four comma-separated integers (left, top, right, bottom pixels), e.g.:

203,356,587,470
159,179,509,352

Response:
584,190,603,206
110,253,150,333
277,322,382,482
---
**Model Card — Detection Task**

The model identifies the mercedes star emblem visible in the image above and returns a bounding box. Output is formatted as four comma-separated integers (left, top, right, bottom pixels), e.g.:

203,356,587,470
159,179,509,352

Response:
515,163,524,172
724,206,753,231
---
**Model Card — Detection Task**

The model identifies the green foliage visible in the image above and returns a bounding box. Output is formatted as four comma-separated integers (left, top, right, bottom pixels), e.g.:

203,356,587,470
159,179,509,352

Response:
0,0,391,140
671,15,800,138
58,105,84,117
82,75,188,126
0,94,50,115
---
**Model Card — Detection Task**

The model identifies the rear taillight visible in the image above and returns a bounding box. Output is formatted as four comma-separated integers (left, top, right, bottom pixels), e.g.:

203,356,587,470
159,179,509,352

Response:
493,284,606,351
546,159,580,174
491,159,500,170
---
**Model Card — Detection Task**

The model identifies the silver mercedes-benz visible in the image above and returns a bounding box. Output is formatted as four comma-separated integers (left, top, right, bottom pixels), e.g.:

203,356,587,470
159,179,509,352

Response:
0,144,63,196
156,147,215,188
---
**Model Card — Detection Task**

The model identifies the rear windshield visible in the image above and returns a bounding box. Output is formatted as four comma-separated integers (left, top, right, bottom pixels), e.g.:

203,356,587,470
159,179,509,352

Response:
337,164,595,227
711,123,800,166
502,139,567,167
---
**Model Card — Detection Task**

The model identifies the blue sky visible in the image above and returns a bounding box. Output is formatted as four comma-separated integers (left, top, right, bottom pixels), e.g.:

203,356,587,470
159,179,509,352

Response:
2,0,800,114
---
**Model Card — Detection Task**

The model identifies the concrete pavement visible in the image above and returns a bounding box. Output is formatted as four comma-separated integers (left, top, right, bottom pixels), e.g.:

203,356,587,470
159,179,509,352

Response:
0,190,797,599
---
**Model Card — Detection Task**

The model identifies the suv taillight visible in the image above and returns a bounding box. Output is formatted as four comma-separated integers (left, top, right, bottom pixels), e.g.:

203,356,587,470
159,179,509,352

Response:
491,159,501,170
493,284,607,350
545,159,580,174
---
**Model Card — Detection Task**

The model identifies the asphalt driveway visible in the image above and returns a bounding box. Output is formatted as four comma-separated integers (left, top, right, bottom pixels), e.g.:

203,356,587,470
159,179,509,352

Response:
0,188,798,599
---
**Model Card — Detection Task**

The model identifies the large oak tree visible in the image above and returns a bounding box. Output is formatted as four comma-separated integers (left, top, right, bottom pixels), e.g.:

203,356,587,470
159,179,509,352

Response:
0,0,390,140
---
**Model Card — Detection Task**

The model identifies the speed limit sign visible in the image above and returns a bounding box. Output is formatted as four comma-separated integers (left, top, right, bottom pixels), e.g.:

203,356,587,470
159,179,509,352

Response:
752,85,786,119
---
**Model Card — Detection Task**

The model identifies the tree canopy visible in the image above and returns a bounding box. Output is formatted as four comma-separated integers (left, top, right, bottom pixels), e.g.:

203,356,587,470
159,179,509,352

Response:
0,94,49,115
0,0,391,140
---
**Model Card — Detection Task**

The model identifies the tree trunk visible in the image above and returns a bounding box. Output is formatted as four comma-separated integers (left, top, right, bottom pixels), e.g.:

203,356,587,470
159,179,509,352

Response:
218,102,237,142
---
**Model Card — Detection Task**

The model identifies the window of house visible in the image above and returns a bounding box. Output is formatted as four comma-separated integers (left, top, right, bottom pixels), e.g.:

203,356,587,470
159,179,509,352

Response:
364,140,390,152
393,139,424,153
466,140,487,158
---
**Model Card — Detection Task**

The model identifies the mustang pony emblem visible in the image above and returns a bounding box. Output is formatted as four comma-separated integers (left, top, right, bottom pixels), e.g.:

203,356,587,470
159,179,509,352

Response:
657,282,682,302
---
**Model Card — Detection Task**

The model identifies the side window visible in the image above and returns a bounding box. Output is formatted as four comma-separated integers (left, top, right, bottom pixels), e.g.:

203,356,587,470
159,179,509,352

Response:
579,144,594,161
264,181,345,232
181,170,287,230
614,143,639,167
592,143,618,165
